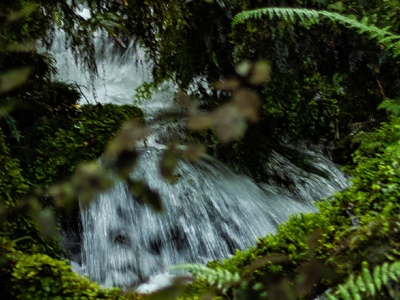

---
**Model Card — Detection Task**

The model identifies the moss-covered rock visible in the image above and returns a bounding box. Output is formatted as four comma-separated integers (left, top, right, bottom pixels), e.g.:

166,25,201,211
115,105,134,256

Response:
13,103,144,188
0,237,141,300
1,101,145,260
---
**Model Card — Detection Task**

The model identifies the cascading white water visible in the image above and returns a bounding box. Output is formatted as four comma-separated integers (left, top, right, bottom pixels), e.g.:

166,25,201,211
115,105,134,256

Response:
81,150,308,287
79,146,347,288
50,22,348,289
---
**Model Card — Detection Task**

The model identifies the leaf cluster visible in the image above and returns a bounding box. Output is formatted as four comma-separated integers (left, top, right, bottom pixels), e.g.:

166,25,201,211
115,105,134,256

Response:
232,7,400,58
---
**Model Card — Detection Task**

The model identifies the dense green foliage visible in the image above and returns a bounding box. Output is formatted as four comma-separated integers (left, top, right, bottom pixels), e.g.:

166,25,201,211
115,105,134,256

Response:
0,237,141,300
2,0,400,299
181,99,400,299
14,103,144,188
0,127,28,206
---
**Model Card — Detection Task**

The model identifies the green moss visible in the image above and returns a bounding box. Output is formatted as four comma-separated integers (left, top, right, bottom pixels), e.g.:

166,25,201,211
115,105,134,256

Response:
0,237,141,300
15,103,144,187
1,102,144,259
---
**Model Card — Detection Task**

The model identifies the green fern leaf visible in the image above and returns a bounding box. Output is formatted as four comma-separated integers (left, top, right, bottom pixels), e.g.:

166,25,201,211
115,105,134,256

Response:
362,262,375,296
390,262,400,278
348,276,362,300
232,7,400,59
381,262,389,285
373,265,382,291
338,284,352,300
355,275,367,293
328,261,400,299
326,293,338,300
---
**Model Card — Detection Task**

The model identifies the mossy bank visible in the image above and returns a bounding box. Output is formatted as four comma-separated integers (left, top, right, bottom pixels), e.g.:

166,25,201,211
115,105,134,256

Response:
180,99,400,299
0,99,144,299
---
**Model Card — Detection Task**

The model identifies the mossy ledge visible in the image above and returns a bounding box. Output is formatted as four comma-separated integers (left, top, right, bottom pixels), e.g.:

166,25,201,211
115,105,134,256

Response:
1,100,145,299
181,99,400,299
0,237,141,300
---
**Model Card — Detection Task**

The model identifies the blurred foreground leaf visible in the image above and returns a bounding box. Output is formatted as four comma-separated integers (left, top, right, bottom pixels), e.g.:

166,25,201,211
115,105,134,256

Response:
214,78,240,91
0,68,30,93
5,2,37,23
213,104,247,143
160,143,179,183
246,254,290,271
187,114,214,131
233,89,261,122
104,119,151,161
248,61,271,85
113,150,139,178
49,162,112,209
6,41,36,52
33,208,57,238
126,179,162,212
181,144,206,161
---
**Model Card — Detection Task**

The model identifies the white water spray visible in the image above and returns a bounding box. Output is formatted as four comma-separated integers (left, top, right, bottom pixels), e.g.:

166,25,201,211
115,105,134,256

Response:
50,26,347,288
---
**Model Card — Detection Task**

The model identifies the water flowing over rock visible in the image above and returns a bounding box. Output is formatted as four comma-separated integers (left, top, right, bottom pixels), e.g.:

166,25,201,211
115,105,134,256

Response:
80,146,346,287
50,25,348,288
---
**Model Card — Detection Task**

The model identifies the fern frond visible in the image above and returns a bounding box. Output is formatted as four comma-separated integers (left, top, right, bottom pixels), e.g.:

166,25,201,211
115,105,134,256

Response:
373,265,382,291
171,263,241,292
347,276,362,300
327,261,400,299
232,7,400,58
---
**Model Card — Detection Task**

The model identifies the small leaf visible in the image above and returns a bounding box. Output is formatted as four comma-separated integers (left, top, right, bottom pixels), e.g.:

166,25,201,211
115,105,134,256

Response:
233,89,261,122
348,276,361,300
104,119,151,160
247,254,289,271
181,144,206,161
327,2,345,12
176,92,199,114
389,262,400,279
356,275,367,293
127,179,163,212
326,293,338,300
187,114,214,131
72,162,113,205
248,61,271,85
34,209,57,238
212,51,219,68
362,261,375,296
48,183,77,208
113,150,138,178
213,104,247,143
160,143,179,183
373,265,382,291
236,61,252,77
338,284,352,300
213,78,240,91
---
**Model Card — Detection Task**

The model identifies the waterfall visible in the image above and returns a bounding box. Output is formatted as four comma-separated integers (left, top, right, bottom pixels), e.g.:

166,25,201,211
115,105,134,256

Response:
50,25,348,288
